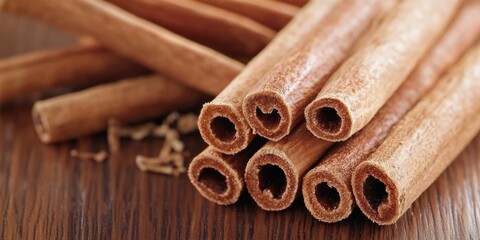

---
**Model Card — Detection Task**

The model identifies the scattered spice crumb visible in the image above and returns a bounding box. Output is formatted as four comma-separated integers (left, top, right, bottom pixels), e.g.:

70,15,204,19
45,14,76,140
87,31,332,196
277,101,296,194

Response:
117,122,156,140
108,119,121,153
171,139,184,152
177,113,198,134
152,112,180,137
70,149,108,162
164,112,180,125
136,152,186,177
152,124,169,137
104,111,198,175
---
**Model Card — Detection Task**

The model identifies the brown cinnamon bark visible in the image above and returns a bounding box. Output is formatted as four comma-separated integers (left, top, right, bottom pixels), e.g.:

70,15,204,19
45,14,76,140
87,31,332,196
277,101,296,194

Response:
302,0,480,223
244,125,333,211
1,0,243,95
198,0,340,154
0,42,148,104
107,0,276,60
305,0,462,141
188,139,266,205
351,42,480,225
275,0,308,7
242,0,389,141
32,75,209,143
198,0,298,31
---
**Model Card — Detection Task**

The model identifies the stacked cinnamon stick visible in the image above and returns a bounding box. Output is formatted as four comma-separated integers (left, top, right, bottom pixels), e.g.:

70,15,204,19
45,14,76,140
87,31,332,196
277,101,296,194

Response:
2,0,480,226
0,0,292,172
190,0,480,225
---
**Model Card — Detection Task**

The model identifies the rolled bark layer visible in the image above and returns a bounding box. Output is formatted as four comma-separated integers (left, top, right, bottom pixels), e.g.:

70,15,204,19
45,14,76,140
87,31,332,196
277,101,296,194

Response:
276,0,308,7
198,0,340,154
198,0,299,31
0,42,148,104
305,0,462,141
32,75,209,143
352,42,480,225
108,0,276,60
302,0,480,223
1,0,243,95
242,0,387,141
188,139,265,205
244,125,333,211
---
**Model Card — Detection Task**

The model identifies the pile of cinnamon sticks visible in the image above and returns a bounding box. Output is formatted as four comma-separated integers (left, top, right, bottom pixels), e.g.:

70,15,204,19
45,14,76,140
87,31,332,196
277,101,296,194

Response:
190,0,480,225
2,0,480,226
0,0,297,169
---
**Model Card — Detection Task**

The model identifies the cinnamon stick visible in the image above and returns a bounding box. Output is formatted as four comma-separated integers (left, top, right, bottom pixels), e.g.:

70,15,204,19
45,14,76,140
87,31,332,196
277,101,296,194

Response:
302,0,480,223
242,0,389,141
275,0,308,7
244,125,333,210
0,41,148,104
1,0,243,95
304,0,462,141
198,0,340,154
107,0,276,60
188,139,266,205
32,75,209,143
351,42,480,225
198,0,299,31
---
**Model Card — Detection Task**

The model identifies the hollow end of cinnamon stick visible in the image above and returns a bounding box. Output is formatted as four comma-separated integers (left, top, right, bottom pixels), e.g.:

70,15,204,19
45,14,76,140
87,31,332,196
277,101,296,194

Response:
188,151,244,205
32,103,52,143
244,148,298,211
305,97,352,142
243,90,291,141
352,162,400,225
198,103,253,154
302,167,354,223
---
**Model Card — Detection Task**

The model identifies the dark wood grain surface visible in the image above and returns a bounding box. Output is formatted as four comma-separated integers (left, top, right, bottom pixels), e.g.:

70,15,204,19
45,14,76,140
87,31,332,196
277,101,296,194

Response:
1,13,479,240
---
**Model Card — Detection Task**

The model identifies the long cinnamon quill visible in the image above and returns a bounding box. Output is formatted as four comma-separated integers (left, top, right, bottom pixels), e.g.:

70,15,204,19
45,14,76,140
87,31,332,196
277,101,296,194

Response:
0,42,147,104
275,0,308,7
352,42,480,225
198,0,298,31
1,0,243,95
305,0,462,141
302,0,480,223
242,0,390,141
107,0,276,60
32,75,208,143
198,0,340,154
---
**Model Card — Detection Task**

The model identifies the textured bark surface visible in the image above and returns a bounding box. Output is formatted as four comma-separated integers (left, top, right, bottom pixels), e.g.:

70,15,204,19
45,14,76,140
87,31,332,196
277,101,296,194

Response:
305,0,462,141
303,0,480,223
198,0,340,154
33,75,209,143
198,0,298,31
352,43,480,225
0,42,148,104
1,0,244,95
0,15,479,239
108,0,276,60
242,0,386,141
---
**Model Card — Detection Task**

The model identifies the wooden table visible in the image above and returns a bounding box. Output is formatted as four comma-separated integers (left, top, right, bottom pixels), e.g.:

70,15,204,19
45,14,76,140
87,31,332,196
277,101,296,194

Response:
1,13,479,239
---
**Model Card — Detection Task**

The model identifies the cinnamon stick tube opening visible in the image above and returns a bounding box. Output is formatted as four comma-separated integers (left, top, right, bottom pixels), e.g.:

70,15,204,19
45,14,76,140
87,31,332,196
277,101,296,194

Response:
243,91,291,141
302,168,354,223
32,103,52,143
352,162,399,225
198,104,253,154
245,149,297,211
305,97,352,141
188,152,243,205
